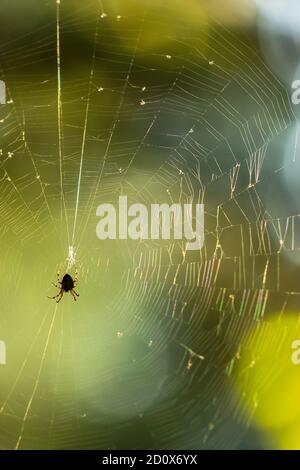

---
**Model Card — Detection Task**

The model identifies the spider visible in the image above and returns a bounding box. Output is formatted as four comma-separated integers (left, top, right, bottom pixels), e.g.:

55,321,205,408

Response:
48,272,79,303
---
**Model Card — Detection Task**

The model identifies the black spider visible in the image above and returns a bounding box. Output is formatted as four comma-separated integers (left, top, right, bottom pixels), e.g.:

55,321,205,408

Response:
48,272,79,303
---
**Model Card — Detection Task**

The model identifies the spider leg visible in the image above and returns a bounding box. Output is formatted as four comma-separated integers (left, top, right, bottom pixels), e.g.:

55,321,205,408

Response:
47,290,63,300
56,272,61,283
70,290,77,302
52,282,61,288
72,289,79,297
50,293,63,303
56,292,63,303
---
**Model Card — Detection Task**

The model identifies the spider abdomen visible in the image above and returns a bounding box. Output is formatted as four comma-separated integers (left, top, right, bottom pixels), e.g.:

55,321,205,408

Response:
61,273,74,292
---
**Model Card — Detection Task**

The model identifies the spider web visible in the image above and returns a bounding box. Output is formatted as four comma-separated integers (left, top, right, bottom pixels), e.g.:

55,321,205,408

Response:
0,0,299,450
